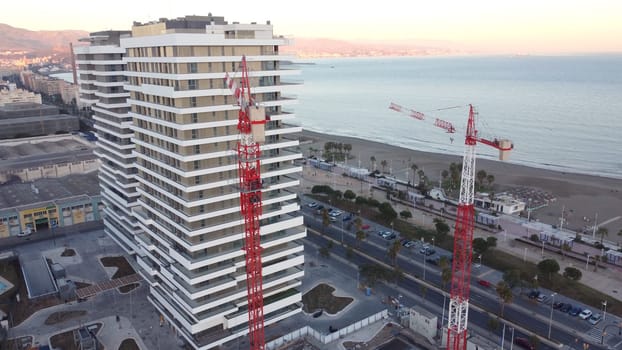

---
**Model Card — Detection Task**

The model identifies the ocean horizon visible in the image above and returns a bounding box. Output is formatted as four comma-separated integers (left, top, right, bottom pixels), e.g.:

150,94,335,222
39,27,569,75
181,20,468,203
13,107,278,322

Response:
289,55,622,180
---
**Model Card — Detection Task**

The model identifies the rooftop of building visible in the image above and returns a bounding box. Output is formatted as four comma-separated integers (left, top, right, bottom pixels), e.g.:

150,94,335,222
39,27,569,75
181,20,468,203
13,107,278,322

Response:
0,135,95,171
0,172,100,210
0,114,78,125
79,30,132,46
132,14,228,28
0,102,58,118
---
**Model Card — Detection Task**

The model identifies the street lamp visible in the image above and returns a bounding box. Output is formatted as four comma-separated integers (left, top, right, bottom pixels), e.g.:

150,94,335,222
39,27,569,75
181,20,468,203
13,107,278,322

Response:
602,300,607,321
541,240,545,258
585,255,591,271
509,326,515,350
548,292,557,339
390,221,394,236
432,237,435,248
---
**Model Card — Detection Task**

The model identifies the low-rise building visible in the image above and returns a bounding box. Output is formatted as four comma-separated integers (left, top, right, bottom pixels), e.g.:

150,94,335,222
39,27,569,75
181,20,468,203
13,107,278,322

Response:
0,102,79,139
474,192,525,215
0,83,42,106
0,173,103,238
409,305,437,344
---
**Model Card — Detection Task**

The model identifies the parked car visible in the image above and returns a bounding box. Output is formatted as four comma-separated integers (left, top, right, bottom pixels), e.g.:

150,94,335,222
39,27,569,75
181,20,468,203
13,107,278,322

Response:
579,309,593,320
569,306,582,316
17,228,32,237
329,216,337,222
383,232,397,240
536,293,546,303
559,303,572,313
315,205,325,214
588,313,602,325
478,279,493,288
425,248,436,256
361,224,370,230
528,290,540,299
552,301,563,309
419,245,431,254
307,202,318,208
513,337,535,350
342,214,353,222
329,210,342,217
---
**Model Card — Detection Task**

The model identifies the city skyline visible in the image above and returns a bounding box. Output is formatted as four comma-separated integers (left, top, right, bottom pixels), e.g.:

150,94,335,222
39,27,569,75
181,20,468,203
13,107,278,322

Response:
2,0,622,54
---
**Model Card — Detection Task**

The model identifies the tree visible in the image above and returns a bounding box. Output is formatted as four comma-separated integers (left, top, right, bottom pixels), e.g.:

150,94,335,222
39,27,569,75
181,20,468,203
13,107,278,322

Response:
346,247,354,260
537,258,560,280
343,189,356,200
503,269,522,290
400,210,412,220
476,169,487,188
380,159,388,173
486,174,495,188
360,264,391,287
319,246,330,258
321,209,330,234
561,242,572,260
356,230,366,248
495,281,513,316
378,202,397,221
472,237,490,255
563,266,582,281
387,240,401,266
370,156,376,171
441,267,452,291
434,218,450,243
343,143,352,157
597,227,609,244
486,236,497,249
411,163,419,184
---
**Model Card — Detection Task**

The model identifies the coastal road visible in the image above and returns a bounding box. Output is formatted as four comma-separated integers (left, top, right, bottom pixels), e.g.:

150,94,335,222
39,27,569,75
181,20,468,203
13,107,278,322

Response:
301,199,617,349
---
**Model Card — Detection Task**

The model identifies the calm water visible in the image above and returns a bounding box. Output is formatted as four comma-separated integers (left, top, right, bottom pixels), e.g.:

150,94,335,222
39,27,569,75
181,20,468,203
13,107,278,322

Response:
290,55,622,179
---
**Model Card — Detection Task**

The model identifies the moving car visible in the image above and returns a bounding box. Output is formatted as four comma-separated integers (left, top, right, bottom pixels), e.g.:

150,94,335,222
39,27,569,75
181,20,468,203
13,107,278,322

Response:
401,240,416,248
579,309,593,320
361,224,370,230
307,202,318,208
478,279,493,288
513,337,535,350
528,290,540,299
552,301,563,309
536,293,546,303
315,205,325,214
588,313,602,325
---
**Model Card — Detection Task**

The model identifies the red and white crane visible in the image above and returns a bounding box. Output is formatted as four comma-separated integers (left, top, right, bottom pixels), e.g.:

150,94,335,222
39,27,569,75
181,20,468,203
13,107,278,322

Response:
226,56,268,350
389,102,513,350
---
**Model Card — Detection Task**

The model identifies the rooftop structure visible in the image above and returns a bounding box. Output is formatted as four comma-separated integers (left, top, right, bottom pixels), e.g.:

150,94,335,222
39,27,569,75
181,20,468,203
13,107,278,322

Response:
0,84,42,106
474,192,526,215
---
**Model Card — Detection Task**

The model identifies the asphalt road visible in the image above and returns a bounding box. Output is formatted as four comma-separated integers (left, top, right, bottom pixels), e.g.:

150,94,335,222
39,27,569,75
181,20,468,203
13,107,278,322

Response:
302,198,617,349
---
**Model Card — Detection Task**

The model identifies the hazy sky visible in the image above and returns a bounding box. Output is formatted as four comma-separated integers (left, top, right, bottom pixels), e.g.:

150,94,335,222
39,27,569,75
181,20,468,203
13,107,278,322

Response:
2,0,621,54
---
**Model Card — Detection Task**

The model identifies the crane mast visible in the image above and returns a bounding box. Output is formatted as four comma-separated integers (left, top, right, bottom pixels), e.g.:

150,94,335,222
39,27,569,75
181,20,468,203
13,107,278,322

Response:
389,103,513,350
446,105,477,350
227,56,266,350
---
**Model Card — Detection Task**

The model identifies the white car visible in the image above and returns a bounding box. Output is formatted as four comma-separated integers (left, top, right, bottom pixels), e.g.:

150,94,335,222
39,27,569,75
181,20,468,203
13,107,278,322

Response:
17,228,32,237
307,202,318,208
579,309,592,320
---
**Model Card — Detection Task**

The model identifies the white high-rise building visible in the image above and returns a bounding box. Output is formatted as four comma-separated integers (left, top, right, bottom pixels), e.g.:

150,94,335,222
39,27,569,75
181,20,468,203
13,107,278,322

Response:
75,31,141,254
79,16,305,349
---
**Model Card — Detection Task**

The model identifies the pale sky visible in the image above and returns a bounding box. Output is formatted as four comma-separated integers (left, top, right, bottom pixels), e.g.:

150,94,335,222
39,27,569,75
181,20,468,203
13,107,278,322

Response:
2,0,621,54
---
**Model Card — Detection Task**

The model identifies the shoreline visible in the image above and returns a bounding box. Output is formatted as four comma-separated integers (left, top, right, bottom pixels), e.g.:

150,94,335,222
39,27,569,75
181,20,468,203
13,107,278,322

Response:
299,129,622,240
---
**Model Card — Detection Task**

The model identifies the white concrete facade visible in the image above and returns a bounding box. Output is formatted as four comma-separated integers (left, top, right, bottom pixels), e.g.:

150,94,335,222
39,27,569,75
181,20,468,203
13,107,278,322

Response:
117,16,305,349
74,30,141,256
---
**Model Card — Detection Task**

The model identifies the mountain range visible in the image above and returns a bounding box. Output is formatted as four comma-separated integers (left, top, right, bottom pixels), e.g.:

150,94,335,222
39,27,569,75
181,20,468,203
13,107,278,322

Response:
0,23,456,59
0,23,87,56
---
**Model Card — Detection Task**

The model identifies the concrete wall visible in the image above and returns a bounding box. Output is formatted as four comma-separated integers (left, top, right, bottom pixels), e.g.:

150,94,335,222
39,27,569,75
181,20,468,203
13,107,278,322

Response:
0,159,99,183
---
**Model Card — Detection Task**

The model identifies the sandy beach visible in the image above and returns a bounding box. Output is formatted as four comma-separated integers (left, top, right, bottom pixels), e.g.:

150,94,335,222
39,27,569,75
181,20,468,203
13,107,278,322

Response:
299,130,622,241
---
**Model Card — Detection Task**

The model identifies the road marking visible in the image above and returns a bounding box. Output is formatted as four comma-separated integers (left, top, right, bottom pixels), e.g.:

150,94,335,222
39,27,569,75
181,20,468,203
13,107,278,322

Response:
476,269,495,279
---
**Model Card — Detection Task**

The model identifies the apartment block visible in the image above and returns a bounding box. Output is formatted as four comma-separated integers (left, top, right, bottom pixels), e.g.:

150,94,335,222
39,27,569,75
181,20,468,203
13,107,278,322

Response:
74,31,142,255
77,15,305,349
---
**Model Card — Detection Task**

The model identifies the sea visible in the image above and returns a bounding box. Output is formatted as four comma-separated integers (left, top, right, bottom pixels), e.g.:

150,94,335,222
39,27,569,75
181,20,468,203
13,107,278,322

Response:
53,55,622,179
289,55,622,180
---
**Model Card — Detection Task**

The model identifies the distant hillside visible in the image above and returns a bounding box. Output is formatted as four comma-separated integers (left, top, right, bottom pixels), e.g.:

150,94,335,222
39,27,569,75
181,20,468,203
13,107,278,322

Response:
280,37,458,58
0,23,87,55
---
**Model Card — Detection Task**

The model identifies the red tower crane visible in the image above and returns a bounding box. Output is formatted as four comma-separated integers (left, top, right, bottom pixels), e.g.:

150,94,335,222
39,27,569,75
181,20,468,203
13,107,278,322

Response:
389,102,513,350
226,56,267,350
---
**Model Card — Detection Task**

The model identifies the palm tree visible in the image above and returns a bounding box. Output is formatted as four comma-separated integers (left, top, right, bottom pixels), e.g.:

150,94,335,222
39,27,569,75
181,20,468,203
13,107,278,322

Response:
594,255,601,272
441,169,449,188
495,281,513,316
356,230,366,248
387,240,401,266
476,169,487,188
380,160,388,173
486,174,495,188
417,169,425,185
321,209,330,234
411,163,418,184
561,242,572,260
597,227,609,244
370,156,376,171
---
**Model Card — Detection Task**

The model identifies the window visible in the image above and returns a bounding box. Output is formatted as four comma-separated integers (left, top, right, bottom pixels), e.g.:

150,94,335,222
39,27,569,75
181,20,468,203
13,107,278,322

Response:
195,176,201,184
188,62,198,73
190,97,197,107
194,145,200,154
191,129,198,139
191,113,198,123
199,205,205,213
194,160,200,170
198,190,204,199
188,80,198,90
